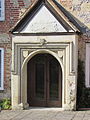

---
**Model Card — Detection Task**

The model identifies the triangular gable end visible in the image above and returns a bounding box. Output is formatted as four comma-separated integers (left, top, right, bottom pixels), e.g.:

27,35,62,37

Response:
21,5,67,33
11,0,79,34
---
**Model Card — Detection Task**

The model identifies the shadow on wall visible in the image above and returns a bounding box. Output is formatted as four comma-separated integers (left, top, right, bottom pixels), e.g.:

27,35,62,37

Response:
77,59,90,109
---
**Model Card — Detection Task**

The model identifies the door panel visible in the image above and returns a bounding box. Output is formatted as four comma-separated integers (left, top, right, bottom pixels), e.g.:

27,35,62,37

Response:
49,58,59,100
35,63,44,99
27,53,62,107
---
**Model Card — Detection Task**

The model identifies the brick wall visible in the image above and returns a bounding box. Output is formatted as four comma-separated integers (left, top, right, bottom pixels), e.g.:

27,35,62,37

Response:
0,42,11,99
0,0,33,99
0,0,33,33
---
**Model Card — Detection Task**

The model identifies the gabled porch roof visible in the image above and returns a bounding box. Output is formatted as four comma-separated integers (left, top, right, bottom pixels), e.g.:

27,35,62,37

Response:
10,0,88,34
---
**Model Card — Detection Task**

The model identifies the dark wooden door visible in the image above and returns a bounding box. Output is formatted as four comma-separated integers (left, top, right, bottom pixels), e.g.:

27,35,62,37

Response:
27,53,62,107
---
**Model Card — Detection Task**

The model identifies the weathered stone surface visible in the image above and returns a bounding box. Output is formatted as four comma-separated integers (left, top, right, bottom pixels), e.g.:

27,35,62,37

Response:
0,109,90,120
0,34,10,43
56,0,90,29
72,0,90,28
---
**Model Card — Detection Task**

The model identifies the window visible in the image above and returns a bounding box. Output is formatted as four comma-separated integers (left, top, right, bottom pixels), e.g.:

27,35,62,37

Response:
86,43,90,87
0,48,4,90
0,0,5,21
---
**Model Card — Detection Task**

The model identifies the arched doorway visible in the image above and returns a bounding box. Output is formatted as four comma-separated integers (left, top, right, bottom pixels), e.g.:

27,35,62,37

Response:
27,53,62,107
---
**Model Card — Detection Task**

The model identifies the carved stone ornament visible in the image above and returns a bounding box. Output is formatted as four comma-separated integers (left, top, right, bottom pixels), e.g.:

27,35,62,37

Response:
23,51,29,58
58,51,63,58
40,39,47,46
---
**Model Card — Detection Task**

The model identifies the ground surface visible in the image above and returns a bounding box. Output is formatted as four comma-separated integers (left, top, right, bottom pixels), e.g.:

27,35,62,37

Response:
0,108,90,120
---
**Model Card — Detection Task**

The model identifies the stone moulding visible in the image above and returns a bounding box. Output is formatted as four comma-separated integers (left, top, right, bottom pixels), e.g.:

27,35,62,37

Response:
11,35,78,110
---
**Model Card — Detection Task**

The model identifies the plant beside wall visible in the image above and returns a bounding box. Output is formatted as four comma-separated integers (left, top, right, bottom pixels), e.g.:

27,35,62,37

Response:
77,59,90,109
0,98,11,110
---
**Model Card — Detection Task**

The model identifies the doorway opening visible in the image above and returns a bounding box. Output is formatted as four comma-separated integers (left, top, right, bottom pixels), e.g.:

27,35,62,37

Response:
27,53,62,107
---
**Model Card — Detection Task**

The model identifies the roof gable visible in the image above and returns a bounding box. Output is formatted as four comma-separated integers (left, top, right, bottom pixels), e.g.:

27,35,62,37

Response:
10,0,82,34
21,5,68,33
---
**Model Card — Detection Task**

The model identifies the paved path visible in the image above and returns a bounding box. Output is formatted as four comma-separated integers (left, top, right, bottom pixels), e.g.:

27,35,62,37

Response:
0,108,90,120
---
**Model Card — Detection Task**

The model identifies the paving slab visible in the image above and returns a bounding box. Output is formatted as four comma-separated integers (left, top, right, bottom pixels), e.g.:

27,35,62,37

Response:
0,109,90,120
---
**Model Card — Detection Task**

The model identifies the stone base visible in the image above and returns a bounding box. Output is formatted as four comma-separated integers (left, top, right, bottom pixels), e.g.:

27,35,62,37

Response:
24,103,29,109
12,103,24,110
63,104,76,111
12,103,29,110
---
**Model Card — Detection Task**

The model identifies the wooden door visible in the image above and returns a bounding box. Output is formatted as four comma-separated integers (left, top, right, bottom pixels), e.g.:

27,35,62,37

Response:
27,53,62,107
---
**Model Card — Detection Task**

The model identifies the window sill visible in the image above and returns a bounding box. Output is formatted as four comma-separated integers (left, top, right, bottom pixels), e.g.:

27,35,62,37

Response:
0,88,4,91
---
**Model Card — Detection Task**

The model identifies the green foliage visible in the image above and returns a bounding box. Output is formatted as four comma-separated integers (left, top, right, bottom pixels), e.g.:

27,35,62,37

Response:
0,98,11,110
77,59,90,109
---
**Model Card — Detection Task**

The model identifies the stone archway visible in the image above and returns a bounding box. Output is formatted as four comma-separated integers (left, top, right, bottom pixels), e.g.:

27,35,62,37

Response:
21,49,64,108
11,35,78,110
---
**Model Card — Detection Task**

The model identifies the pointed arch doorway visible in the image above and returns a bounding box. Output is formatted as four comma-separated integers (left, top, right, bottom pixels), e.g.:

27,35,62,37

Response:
27,53,62,107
